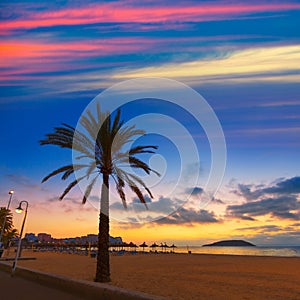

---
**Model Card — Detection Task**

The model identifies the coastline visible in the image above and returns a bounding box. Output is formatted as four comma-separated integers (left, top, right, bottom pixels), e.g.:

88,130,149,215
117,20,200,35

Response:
5,249,300,300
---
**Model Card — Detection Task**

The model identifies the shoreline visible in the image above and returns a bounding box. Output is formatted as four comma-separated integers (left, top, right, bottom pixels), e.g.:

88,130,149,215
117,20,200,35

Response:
4,250,300,299
21,246,300,259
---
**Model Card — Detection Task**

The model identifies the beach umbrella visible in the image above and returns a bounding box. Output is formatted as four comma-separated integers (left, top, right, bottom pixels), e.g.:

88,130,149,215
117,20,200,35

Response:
160,243,165,252
170,244,177,253
128,242,138,251
121,242,128,250
164,242,170,252
139,242,148,252
109,243,121,251
150,242,158,252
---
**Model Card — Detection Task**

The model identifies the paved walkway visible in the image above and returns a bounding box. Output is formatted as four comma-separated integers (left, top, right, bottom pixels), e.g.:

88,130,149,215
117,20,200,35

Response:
0,271,85,300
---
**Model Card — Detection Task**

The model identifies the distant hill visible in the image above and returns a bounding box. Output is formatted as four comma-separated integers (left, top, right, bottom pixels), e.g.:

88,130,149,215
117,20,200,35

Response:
202,240,256,247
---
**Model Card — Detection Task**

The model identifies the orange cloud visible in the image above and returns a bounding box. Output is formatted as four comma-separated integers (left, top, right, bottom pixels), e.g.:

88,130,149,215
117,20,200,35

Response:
0,37,148,59
0,37,152,80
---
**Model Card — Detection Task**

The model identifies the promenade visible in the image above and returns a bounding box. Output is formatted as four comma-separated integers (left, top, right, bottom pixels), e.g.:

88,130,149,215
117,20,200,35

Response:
0,271,84,300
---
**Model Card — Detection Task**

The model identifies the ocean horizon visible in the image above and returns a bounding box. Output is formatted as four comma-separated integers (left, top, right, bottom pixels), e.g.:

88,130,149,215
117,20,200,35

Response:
174,245,300,257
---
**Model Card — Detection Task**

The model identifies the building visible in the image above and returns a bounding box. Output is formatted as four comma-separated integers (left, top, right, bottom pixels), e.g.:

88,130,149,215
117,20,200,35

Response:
37,233,52,243
24,232,123,245
109,236,123,244
24,233,37,243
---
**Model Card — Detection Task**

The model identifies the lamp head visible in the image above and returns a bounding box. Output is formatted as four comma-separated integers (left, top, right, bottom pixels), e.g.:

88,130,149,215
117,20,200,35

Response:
9,190,14,195
16,204,23,214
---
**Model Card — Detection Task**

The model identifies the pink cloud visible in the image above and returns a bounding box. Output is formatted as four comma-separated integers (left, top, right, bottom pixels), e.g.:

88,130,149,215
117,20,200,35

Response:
1,2,300,32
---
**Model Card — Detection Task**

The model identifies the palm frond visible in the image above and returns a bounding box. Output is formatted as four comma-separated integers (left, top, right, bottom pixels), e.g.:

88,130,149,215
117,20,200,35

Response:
82,176,98,204
117,171,149,209
129,156,160,175
130,184,148,209
126,172,154,199
115,175,127,209
59,175,85,200
42,165,72,183
40,125,74,149
111,109,124,138
111,125,145,153
129,145,158,155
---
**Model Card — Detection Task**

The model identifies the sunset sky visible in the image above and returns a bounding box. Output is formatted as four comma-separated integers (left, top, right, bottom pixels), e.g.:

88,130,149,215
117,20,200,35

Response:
1,0,300,246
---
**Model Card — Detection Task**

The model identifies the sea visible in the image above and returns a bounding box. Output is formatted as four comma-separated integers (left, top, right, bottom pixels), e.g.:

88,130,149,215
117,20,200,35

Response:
174,245,300,257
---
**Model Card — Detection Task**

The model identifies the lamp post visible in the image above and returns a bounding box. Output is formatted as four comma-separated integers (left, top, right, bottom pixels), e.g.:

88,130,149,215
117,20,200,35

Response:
12,200,28,274
0,190,14,249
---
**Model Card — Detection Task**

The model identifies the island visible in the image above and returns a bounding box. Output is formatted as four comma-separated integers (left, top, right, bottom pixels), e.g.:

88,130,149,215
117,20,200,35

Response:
202,240,256,247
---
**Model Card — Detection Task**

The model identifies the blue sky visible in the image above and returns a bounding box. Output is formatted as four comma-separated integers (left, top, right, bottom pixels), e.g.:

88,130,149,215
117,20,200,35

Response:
0,0,300,244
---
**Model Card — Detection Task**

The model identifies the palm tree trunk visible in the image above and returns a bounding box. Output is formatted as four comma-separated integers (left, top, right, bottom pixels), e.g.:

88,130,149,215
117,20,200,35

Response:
95,173,110,282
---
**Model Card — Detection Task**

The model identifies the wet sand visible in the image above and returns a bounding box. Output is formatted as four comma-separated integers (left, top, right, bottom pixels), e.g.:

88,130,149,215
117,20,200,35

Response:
6,250,300,300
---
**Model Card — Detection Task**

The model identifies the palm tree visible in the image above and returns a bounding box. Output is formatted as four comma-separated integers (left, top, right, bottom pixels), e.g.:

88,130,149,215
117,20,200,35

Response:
40,104,159,282
0,208,18,247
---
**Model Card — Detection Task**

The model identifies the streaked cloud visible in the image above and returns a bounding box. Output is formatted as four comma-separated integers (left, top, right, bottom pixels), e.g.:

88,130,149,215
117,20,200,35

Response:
4,174,42,190
236,225,282,233
234,176,300,201
2,2,300,33
227,195,300,221
155,207,220,225
227,177,300,221
113,45,300,84
110,195,184,215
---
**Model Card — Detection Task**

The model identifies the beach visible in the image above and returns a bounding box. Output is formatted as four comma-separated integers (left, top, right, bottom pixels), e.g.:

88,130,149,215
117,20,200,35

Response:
4,250,300,300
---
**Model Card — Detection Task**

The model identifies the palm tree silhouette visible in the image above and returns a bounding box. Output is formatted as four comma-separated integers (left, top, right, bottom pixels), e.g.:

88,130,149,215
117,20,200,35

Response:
0,208,18,247
40,104,159,282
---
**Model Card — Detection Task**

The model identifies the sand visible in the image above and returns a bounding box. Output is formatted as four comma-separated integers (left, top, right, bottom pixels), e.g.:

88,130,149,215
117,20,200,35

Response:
6,250,300,300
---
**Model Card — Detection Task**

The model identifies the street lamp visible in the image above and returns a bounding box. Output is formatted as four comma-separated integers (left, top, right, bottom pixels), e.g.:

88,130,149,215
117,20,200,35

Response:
0,190,14,249
12,200,28,274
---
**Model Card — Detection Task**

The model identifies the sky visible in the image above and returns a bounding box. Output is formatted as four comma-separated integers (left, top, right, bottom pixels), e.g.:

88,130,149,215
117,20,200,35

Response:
0,0,300,246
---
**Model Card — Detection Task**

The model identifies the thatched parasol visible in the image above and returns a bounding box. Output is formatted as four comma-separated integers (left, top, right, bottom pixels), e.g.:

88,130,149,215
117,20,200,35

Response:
139,242,148,252
170,243,177,253
128,241,138,251
150,242,159,252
